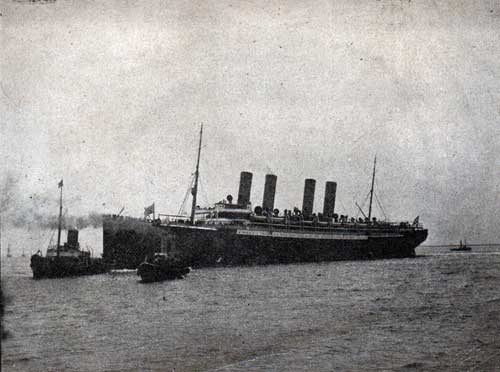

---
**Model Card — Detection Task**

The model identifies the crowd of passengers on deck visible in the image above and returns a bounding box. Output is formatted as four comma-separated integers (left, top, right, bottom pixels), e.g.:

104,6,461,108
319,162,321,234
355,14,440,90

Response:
150,199,416,228
203,204,385,226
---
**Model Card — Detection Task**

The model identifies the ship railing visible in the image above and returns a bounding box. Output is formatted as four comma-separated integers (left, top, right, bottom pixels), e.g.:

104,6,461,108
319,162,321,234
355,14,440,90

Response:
247,220,424,232
156,213,424,230
381,222,425,229
157,213,191,224
205,218,249,225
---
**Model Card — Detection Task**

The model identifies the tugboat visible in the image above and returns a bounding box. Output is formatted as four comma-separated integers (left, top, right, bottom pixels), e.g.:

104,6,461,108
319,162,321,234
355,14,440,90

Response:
30,180,107,279
450,240,472,252
137,253,190,283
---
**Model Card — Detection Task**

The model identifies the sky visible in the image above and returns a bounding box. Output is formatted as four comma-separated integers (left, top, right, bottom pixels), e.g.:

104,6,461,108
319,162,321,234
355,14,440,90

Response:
1,0,499,246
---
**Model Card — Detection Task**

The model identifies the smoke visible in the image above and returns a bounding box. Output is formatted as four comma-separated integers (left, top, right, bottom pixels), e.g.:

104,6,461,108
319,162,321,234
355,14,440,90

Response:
10,211,103,230
1,172,102,230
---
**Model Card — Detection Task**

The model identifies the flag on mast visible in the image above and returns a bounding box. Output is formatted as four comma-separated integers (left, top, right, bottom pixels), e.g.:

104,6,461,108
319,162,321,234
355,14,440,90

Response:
58,179,63,188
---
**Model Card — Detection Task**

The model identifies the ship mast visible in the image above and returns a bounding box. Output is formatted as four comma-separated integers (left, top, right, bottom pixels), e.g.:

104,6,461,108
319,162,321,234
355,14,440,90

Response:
190,124,203,225
56,180,63,256
368,156,376,221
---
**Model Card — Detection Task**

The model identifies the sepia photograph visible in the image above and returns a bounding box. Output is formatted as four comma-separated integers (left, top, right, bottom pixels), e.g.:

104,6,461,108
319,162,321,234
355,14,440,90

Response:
1,0,499,370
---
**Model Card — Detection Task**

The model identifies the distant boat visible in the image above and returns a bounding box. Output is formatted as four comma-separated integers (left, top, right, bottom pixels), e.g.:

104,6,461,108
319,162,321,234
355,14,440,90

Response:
450,240,472,252
21,248,26,257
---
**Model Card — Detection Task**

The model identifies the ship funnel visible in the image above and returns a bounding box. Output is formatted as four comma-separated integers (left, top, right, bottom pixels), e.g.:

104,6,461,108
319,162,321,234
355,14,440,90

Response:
302,178,316,217
237,171,253,207
323,181,337,217
262,174,277,212
67,229,79,248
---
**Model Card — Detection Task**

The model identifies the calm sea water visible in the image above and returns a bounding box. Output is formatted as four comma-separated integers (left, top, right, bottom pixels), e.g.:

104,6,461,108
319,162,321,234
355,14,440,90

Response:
2,246,499,371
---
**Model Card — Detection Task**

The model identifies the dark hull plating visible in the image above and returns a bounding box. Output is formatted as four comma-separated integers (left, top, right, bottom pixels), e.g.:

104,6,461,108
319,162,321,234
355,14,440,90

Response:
30,255,107,279
167,226,426,268
137,262,190,283
103,218,162,269
103,217,428,269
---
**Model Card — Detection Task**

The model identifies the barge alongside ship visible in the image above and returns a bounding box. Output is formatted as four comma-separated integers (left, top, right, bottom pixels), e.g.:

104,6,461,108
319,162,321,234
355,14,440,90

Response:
103,126,428,269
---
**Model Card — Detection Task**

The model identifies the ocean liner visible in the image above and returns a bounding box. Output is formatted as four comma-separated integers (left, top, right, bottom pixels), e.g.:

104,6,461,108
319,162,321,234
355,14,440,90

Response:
103,126,428,269
31,180,107,279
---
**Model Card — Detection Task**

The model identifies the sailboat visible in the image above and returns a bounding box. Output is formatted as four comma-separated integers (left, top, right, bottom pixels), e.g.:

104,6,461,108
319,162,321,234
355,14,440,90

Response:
30,180,108,279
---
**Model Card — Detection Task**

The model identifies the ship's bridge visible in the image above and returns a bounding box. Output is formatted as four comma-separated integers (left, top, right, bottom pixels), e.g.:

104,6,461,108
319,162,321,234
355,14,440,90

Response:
202,202,252,224
156,201,252,225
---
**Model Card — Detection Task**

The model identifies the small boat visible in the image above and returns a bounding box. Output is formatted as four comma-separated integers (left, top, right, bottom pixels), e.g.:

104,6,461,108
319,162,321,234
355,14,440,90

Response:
137,253,190,283
450,240,472,252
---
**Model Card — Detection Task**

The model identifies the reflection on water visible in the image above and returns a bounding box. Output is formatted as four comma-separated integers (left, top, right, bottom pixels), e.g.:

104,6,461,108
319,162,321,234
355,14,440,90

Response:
2,247,499,371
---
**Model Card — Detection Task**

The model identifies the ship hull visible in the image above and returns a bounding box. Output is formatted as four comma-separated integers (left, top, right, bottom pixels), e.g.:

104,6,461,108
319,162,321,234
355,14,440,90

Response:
30,255,107,279
166,225,426,267
103,217,428,269
103,217,163,269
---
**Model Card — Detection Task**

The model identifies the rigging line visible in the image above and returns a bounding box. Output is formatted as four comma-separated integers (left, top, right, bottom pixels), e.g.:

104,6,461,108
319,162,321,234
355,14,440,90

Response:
374,194,383,220
185,176,195,214
178,129,202,215
177,175,194,216
198,177,210,207
47,209,69,249
47,228,56,248
373,178,389,218
360,190,371,212
374,192,388,221
354,191,371,219
375,193,389,219
356,159,377,215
